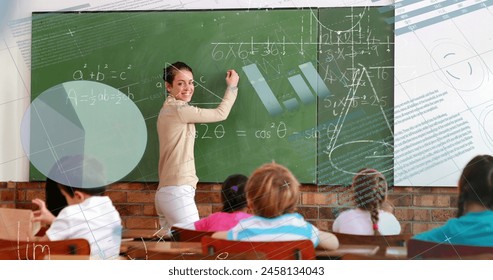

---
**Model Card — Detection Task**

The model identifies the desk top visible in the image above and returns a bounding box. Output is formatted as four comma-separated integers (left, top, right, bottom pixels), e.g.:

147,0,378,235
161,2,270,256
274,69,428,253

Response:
316,245,380,258
385,246,408,259
122,228,169,241
122,240,202,255
122,241,384,260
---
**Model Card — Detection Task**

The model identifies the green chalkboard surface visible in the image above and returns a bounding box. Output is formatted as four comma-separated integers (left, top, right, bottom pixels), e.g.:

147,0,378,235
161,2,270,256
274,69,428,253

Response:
31,9,319,183
316,7,395,186
30,7,393,185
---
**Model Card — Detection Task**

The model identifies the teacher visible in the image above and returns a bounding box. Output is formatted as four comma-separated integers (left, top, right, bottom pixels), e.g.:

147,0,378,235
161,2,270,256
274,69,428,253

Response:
156,61,239,231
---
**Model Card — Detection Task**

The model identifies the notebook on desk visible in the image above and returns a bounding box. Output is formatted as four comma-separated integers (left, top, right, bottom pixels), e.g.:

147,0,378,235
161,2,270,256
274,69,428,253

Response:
0,208,41,241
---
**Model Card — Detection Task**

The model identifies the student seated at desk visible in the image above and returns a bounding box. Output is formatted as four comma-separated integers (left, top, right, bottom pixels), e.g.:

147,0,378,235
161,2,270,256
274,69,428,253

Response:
174,174,252,231
412,155,493,245
32,155,122,260
332,168,401,235
213,162,339,251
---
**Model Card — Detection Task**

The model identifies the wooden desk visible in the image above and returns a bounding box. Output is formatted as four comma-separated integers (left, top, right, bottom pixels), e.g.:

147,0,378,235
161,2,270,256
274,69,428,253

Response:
122,242,385,260
385,246,408,259
44,254,91,260
121,240,270,260
121,240,202,257
316,245,380,259
122,228,170,241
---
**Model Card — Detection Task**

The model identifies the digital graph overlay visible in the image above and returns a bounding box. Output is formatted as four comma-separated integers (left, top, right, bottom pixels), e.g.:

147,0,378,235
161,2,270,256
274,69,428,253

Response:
242,62,331,116
373,0,493,35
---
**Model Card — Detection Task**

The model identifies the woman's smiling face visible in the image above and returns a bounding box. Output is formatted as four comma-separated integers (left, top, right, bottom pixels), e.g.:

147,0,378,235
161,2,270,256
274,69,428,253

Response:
166,69,194,102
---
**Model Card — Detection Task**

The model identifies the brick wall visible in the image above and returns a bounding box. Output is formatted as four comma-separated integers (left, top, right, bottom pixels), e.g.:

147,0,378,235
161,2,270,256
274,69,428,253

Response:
1,181,458,234
0,182,16,208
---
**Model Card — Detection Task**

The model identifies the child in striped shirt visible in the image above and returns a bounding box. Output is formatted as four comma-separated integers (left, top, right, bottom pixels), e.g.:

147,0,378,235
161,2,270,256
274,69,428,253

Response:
212,162,339,250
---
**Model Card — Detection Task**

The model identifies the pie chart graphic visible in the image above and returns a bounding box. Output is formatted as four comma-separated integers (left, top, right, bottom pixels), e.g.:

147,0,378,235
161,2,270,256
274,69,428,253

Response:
20,81,147,188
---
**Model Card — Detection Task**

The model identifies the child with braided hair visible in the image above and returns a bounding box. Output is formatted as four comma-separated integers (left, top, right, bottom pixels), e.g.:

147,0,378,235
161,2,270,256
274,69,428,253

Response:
332,168,401,235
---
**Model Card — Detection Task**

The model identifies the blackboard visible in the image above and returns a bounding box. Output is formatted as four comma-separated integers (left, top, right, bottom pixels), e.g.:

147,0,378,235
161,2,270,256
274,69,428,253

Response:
29,7,393,185
316,7,395,186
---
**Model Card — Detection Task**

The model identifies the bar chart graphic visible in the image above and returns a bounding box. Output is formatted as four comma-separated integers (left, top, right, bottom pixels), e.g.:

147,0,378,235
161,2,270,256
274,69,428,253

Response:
242,64,284,116
298,62,331,99
288,75,314,104
242,61,331,116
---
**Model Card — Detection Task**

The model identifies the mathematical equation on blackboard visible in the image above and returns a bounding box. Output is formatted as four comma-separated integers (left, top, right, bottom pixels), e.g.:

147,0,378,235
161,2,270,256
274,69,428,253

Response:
196,122,289,139
66,87,134,106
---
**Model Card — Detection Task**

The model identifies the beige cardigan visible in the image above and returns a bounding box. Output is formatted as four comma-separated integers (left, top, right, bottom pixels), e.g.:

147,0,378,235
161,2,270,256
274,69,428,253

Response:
157,88,238,188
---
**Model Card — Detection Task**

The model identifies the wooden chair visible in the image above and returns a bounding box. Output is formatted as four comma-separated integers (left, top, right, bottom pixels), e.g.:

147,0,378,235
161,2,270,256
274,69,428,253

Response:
35,226,49,237
333,233,413,256
407,239,493,260
341,253,392,260
201,236,316,260
126,247,266,260
170,226,214,242
0,208,41,240
0,238,91,260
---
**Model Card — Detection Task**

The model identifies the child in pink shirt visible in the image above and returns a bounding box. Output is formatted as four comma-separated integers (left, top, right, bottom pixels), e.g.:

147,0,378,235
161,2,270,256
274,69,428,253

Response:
175,174,252,231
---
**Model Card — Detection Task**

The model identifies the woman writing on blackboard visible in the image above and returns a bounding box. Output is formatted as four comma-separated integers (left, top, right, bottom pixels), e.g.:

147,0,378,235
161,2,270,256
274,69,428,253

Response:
156,61,239,232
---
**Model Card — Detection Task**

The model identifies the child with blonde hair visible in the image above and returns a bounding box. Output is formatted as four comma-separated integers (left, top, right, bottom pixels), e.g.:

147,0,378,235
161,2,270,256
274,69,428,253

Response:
332,168,401,235
213,162,339,250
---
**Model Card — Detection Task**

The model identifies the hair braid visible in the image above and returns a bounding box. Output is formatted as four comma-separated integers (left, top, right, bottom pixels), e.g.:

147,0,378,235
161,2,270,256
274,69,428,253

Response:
352,168,387,235
369,205,381,235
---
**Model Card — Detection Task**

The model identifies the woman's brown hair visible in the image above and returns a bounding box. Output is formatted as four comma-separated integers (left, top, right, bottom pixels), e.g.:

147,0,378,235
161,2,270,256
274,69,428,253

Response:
246,162,299,218
163,61,193,84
